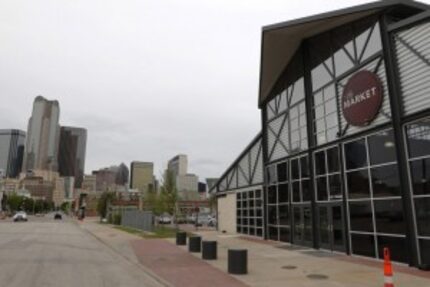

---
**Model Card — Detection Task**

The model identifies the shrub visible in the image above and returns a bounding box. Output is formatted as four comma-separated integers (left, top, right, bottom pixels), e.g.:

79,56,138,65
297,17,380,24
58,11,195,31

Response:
113,213,122,225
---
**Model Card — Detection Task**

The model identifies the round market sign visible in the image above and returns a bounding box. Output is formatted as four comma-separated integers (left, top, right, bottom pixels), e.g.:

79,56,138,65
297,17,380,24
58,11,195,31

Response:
342,70,383,127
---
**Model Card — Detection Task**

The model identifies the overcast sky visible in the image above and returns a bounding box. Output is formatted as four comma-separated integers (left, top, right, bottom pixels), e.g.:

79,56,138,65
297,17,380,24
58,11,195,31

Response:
1,0,421,181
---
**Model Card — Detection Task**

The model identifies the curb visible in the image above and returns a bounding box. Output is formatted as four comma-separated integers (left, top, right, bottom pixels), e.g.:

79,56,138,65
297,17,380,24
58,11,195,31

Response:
78,221,173,287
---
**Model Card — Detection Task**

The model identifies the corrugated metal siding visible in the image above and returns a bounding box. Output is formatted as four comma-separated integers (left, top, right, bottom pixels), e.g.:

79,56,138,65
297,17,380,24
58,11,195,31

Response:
252,149,264,184
395,21,430,115
217,136,264,193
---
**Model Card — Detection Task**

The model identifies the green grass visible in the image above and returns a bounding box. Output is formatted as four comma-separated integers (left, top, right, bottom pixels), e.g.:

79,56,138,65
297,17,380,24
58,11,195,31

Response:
114,225,192,239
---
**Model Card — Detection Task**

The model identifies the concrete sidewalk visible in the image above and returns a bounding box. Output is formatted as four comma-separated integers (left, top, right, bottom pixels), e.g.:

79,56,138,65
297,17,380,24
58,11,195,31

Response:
79,219,246,287
130,239,246,287
178,230,430,287
80,219,430,287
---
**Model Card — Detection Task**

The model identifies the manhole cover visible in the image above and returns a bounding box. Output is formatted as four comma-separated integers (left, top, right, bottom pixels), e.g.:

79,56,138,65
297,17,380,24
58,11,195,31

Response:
282,265,297,270
307,274,329,280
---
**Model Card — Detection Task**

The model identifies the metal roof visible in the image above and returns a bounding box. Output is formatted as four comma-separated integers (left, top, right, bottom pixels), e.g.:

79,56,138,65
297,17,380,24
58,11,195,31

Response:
258,0,430,107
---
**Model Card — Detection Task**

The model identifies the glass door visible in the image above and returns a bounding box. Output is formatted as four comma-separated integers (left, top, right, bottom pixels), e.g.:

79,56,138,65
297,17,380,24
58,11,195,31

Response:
317,203,345,252
292,205,313,247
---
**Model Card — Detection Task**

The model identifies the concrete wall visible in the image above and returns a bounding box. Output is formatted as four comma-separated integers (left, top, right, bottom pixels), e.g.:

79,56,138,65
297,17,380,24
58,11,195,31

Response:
217,192,236,234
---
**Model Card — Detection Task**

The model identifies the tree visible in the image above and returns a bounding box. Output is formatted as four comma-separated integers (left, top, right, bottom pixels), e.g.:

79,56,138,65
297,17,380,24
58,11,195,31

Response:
159,170,179,229
22,198,34,213
144,184,162,215
159,170,178,215
60,202,70,214
7,194,24,212
97,192,115,220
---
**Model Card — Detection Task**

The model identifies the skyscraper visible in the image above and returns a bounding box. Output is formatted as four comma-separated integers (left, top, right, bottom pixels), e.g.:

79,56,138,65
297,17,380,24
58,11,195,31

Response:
57,126,87,188
22,96,60,173
115,163,129,186
130,161,154,192
167,154,198,199
0,129,25,178
167,154,187,176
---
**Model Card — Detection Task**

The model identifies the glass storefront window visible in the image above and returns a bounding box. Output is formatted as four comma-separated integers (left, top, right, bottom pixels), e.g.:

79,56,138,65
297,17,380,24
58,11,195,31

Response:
277,162,288,182
409,159,430,195
327,146,340,173
415,197,430,237
236,189,264,238
345,138,368,170
368,129,397,165
291,159,300,179
279,205,289,226
278,183,288,203
377,236,407,263
329,174,342,200
371,165,401,197
347,169,370,199
316,177,328,201
406,118,430,265
315,151,326,175
374,199,405,234
349,201,374,232
406,119,430,159
268,185,277,204
351,233,375,257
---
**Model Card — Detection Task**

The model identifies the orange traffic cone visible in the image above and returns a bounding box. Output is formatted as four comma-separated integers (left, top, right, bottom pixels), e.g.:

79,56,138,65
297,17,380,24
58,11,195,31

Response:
383,247,394,287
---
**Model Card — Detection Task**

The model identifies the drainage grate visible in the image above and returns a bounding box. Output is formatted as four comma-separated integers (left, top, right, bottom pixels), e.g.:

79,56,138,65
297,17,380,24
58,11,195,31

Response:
306,274,329,280
281,265,297,270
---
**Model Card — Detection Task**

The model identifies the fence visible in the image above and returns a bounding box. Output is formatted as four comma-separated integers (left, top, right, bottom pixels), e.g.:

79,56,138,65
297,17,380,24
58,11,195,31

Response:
120,208,154,232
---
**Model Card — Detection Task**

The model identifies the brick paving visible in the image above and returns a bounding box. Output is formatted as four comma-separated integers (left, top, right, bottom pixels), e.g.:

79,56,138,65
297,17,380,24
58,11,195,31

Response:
130,239,247,287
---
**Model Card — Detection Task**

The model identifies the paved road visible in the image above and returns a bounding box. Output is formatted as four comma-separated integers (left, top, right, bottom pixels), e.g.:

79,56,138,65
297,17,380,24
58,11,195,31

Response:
0,216,162,287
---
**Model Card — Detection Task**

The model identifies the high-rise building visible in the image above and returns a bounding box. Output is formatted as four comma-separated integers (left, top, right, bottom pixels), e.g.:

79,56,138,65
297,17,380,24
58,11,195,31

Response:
58,126,87,188
167,154,187,176
22,96,60,173
92,168,116,192
114,163,129,186
167,154,199,199
81,174,96,191
0,129,25,178
130,161,154,193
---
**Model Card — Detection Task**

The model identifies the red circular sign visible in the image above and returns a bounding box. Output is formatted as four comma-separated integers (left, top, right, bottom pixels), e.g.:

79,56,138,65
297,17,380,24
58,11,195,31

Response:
342,70,383,127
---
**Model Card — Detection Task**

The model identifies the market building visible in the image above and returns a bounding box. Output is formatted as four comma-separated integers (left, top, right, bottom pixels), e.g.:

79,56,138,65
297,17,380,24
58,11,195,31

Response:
212,0,430,269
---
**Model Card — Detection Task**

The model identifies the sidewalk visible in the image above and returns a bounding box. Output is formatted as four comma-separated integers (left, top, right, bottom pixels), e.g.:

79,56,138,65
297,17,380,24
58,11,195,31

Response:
179,230,430,287
80,219,430,287
79,219,246,287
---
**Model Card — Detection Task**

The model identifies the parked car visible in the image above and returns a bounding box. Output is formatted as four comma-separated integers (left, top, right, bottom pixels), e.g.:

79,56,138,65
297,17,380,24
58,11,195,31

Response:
173,214,186,224
13,211,28,222
186,214,196,224
158,213,172,224
207,216,217,227
196,213,212,226
54,213,62,220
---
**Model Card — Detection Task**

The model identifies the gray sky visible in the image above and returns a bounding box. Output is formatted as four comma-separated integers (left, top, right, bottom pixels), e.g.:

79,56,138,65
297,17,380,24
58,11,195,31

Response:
1,0,412,180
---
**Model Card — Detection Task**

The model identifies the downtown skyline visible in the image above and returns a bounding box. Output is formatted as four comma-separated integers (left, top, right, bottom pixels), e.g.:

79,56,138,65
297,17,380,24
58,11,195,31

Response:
1,0,416,180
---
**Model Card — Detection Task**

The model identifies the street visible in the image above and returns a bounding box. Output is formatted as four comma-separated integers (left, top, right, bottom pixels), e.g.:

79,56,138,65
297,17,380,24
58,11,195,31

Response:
0,215,162,287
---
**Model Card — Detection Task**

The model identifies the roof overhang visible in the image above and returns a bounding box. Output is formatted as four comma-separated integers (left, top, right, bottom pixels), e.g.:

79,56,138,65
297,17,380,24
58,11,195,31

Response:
258,0,430,107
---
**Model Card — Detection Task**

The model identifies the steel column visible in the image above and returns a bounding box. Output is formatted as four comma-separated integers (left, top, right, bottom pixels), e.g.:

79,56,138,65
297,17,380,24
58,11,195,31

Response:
380,15,419,267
